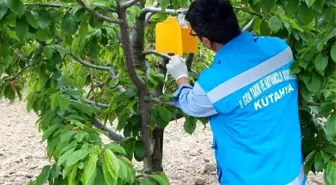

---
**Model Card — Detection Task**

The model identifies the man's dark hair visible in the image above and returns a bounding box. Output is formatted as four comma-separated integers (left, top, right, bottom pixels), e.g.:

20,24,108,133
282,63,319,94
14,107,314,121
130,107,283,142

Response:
185,0,241,44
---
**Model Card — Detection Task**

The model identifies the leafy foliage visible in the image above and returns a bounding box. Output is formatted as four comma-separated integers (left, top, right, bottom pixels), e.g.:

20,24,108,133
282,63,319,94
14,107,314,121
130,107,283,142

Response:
0,0,335,185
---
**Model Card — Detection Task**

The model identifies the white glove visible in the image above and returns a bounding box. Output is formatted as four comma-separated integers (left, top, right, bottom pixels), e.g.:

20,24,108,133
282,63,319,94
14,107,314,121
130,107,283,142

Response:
166,56,188,81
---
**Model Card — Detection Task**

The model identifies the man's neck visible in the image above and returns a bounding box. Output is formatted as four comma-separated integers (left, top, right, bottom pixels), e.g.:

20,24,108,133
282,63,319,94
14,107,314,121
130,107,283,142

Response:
212,42,223,52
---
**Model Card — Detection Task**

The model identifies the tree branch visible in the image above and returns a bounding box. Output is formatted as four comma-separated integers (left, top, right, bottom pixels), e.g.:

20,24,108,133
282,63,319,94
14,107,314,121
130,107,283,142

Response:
92,118,125,142
146,97,174,106
186,54,194,72
141,6,261,20
24,3,65,8
53,45,113,71
85,99,109,108
5,42,45,81
233,6,262,17
25,2,116,12
118,7,151,157
76,0,123,24
121,0,141,9
140,7,188,18
130,9,147,70
145,1,159,23
143,50,171,60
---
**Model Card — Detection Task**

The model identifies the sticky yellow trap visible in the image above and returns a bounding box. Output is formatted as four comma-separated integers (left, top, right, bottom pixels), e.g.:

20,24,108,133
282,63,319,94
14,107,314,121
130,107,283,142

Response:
155,16,198,56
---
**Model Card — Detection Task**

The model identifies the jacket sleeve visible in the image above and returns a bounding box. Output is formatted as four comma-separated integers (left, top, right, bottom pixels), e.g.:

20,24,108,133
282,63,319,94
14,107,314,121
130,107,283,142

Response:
173,82,217,117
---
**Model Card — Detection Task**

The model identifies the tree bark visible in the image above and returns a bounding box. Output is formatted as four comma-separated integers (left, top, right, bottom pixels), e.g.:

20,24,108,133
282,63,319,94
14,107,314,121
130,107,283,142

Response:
118,6,151,160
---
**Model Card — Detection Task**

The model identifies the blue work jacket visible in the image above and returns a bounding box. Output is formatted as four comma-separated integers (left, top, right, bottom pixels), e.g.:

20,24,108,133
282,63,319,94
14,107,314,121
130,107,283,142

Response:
173,31,306,185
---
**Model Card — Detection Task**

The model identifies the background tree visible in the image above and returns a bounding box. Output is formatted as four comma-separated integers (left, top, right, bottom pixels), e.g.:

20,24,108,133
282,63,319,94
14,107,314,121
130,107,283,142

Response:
0,0,335,185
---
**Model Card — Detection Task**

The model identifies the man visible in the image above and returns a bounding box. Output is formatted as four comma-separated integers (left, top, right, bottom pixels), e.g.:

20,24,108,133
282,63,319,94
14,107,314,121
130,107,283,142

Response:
165,0,306,185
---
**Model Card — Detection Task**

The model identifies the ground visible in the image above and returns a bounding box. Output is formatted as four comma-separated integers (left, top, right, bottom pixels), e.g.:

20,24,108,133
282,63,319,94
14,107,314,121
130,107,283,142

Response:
0,100,325,185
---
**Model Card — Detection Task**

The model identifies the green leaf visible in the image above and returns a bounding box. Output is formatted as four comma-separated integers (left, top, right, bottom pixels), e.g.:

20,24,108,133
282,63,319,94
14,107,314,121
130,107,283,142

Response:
304,151,316,174
103,150,120,183
314,53,328,72
122,139,136,160
150,173,170,185
81,153,98,185
298,4,314,24
157,106,172,123
134,141,145,161
159,0,170,10
57,148,76,166
7,0,25,16
25,11,39,29
60,130,75,143
312,0,326,13
267,16,283,33
118,159,128,180
120,157,135,184
314,151,324,172
65,149,90,168
68,163,78,185
57,95,70,112
94,168,106,185
102,160,115,185
43,45,54,59
140,179,154,185
42,124,61,141
326,112,336,137
49,165,60,179
0,1,8,20
260,19,270,35
285,0,299,16
60,140,78,155
104,144,128,156
70,101,94,116
305,0,315,7
305,72,323,93
117,112,129,131
50,93,58,111
331,44,336,63
34,165,51,185
79,20,89,38
61,14,78,34
325,161,336,185
15,18,29,40
184,116,197,134
260,0,276,11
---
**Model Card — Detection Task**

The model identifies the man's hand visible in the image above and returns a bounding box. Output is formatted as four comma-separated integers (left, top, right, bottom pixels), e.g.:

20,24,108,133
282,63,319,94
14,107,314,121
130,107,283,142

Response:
166,56,189,81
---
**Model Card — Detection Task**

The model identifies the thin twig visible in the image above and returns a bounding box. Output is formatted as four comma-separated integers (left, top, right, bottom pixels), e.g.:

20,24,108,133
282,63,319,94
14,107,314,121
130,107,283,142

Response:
146,97,173,106
232,6,262,17
6,42,45,81
185,54,194,72
85,99,109,108
140,6,261,19
140,7,188,18
25,2,116,12
92,118,126,142
76,0,123,24
24,3,65,8
121,0,141,8
145,1,159,23
52,45,112,71
142,50,171,60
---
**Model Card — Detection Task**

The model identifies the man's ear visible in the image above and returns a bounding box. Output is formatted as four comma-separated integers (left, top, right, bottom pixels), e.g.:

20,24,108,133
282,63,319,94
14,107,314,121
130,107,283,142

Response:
200,37,212,49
